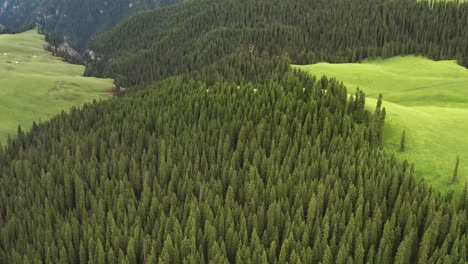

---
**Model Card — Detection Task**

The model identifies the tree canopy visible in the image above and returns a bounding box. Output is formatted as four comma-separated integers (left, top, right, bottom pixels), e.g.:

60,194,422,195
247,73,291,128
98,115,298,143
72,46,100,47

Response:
1,55,467,263
0,0,467,263
85,0,468,87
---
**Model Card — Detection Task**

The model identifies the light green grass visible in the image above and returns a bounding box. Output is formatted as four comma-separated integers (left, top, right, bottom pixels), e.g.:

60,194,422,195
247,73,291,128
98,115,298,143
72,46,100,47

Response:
0,29,114,142
294,56,468,194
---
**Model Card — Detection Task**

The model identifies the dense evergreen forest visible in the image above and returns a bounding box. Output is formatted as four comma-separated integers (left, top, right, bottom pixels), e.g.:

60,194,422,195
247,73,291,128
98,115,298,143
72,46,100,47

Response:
85,0,468,87
0,0,467,263
1,54,468,263
0,0,181,50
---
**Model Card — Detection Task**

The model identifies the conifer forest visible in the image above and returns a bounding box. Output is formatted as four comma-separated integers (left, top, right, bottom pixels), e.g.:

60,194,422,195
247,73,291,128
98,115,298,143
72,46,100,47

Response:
0,0,467,263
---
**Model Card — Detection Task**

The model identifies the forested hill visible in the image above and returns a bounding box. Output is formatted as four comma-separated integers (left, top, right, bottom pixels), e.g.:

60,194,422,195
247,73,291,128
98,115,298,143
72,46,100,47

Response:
0,0,181,51
1,55,467,263
85,0,468,88
1,0,468,263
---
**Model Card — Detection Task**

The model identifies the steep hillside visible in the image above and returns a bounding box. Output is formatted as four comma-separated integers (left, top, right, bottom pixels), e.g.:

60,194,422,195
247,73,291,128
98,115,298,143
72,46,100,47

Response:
0,0,181,50
85,0,468,87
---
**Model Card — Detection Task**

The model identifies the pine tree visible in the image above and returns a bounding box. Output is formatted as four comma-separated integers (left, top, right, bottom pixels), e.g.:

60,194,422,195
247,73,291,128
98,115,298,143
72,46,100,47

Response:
59,246,68,264
322,245,334,264
399,130,406,152
307,194,317,222
372,94,383,145
451,155,460,184
418,228,432,264
354,235,365,264
79,240,87,264
459,182,467,211
378,107,386,147
96,239,106,264
394,230,414,264
127,238,137,264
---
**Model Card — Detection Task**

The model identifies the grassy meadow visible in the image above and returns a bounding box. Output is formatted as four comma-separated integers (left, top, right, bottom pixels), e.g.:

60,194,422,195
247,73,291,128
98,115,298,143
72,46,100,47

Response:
295,56,468,194
0,30,114,142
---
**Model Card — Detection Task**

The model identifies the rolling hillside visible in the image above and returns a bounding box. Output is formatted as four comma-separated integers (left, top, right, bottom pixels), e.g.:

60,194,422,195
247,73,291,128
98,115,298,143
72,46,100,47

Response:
2,57,467,263
295,56,468,193
0,1,467,263
0,29,113,141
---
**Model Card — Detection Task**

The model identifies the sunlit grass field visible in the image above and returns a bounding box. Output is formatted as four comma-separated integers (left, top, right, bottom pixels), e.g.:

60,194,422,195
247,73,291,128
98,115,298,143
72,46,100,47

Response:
0,30,114,141
295,56,468,194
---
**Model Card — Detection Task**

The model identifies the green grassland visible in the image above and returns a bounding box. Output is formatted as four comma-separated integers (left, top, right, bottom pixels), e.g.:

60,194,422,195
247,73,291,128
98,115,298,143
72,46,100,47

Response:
0,30,113,142
295,56,468,194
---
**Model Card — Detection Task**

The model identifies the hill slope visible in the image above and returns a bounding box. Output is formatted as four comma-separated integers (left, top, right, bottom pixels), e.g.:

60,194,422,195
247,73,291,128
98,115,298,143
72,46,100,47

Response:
295,56,468,193
1,61,467,263
0,0,181,50
0,29,113,141
85,0,468,87
0,1,467,263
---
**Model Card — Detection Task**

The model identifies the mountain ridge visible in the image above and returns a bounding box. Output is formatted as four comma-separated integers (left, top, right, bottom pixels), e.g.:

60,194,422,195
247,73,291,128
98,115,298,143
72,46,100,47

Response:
84,0,468,87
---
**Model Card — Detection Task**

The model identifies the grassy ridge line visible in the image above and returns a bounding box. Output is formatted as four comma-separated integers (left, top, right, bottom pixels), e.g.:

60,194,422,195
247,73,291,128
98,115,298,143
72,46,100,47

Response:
294,56,468,194
297,56,468,108
0,30,114,142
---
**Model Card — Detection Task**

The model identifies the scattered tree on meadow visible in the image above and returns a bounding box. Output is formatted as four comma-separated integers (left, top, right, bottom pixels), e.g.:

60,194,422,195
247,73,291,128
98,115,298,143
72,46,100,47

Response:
400,130,406,152
452,155,461,184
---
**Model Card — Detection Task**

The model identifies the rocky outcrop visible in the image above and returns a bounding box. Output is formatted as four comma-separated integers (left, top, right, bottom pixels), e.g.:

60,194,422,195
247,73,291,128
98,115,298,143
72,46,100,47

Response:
0,0,11,15
44,40,82,64
0,0,182,51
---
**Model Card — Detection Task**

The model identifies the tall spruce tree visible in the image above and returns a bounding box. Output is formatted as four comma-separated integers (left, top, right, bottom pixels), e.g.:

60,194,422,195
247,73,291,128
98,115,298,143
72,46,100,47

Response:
399,130,406,152
452,155,460,184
